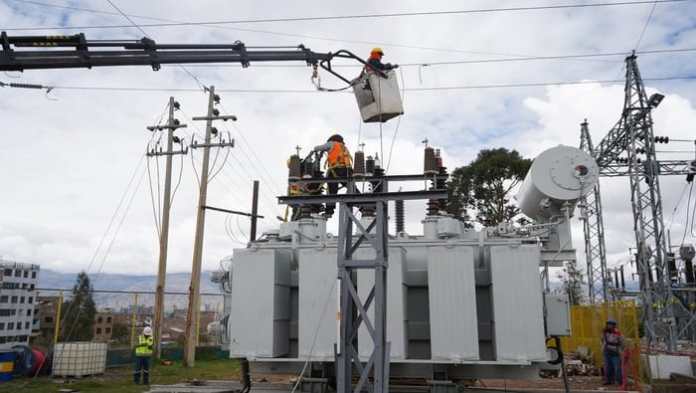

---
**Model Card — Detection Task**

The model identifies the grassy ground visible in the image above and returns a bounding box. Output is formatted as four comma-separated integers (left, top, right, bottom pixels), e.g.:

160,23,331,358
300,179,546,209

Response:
3,358,240,393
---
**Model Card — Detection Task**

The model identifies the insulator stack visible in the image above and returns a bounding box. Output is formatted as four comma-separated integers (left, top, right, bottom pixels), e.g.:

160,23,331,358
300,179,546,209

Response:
681,245,696,283
288,154,301,179
619,265,626,289
685,259,695,284
395,199,405,233
366,155,375,176
614,270,619,288
424,147,437,175
301,158,314,178
667,252,678,283
354,150,366,176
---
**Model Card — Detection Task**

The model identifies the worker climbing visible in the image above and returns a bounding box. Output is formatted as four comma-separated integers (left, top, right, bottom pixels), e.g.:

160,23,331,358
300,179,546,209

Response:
365,47,399,72
312,134,354,218
133,326,154,385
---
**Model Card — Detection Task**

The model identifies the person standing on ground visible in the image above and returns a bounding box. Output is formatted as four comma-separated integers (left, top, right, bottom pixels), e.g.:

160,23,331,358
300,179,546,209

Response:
134,326,154,385
601,319,624,385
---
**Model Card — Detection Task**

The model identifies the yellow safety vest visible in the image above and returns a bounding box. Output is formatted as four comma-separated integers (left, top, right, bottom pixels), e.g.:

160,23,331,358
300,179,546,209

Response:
135,335,153,357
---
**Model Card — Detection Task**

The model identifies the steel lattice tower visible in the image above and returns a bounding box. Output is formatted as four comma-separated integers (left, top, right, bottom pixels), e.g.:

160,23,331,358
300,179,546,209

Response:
579,120,609,304
592,53,676,349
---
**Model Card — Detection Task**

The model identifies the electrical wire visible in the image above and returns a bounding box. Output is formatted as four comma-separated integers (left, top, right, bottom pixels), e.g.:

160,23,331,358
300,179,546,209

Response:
288,279,337,393
385,68,406,173
667,182,690,231
4,0,688,31
0,0,638,61
634,1,659,50
680,182,694,247
177,48,696,69
8,75,693,94
103,0,206,90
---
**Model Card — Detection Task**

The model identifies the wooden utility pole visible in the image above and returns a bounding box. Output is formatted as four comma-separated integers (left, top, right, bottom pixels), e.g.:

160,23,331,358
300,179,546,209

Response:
149,97,187,358
183,86,235,367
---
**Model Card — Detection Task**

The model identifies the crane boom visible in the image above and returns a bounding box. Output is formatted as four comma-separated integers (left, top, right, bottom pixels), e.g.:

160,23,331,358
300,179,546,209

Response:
0,32,369,84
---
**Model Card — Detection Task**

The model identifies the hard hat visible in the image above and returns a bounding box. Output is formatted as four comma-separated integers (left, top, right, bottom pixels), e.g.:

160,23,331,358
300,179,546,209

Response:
328,134,344,143
143,326,153,336
371,47,384,56
606,319,617,325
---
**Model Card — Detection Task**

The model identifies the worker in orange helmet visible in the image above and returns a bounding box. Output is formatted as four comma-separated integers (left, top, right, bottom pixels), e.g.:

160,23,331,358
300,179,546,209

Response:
366,47,398,72
312,134,353,218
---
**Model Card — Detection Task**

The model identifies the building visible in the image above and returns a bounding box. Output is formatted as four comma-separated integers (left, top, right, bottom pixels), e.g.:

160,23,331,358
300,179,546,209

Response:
93,309,114,342
35,295,61,346
0,260,39,350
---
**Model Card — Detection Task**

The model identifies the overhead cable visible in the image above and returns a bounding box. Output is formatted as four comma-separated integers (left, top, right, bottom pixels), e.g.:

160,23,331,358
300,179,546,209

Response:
4,0,688,31
6,75,692,94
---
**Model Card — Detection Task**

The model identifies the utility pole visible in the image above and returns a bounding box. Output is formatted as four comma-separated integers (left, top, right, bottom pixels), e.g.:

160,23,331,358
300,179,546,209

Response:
250,180,259,242
148,97,188,358
183,86,236,367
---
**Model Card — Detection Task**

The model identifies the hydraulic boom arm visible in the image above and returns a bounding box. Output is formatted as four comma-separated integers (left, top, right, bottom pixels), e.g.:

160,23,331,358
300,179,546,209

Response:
0,32,369,84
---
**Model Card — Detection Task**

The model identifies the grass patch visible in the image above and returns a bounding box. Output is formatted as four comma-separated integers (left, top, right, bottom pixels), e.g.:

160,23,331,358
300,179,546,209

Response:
3,358,240,393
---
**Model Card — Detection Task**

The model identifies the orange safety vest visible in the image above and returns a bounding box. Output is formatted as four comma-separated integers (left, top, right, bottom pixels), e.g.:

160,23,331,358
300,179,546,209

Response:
327,142,353,169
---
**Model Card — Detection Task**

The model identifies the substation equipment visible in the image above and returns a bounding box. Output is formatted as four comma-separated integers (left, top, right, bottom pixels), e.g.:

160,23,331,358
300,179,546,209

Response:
211,144,599,384
576,52,696,348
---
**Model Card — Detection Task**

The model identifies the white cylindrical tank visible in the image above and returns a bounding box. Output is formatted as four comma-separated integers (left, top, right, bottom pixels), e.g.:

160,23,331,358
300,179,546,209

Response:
516,145,598,220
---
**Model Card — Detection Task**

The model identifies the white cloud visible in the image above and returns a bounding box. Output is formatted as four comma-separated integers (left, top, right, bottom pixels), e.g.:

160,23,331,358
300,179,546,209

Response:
1,0,695,276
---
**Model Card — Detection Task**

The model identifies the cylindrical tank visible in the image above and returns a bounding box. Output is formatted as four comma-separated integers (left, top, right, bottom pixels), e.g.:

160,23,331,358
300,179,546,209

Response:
288,154,301,179
424,147,437,175
516,145,598,220
365,155,375,176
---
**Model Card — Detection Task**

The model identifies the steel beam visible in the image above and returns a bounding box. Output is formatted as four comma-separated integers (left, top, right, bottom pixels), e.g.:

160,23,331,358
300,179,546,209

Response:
278,190,447,205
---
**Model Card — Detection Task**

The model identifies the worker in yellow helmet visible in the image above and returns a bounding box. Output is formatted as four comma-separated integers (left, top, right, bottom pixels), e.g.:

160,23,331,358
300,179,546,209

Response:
366,47,398,72
133,326,154,385
312,134,353,218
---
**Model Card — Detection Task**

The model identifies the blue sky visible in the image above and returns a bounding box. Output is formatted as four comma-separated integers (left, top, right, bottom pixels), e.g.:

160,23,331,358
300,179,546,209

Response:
1,0,696,287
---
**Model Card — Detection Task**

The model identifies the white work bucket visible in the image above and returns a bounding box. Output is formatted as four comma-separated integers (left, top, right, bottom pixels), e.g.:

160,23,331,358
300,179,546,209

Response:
353,70,404,123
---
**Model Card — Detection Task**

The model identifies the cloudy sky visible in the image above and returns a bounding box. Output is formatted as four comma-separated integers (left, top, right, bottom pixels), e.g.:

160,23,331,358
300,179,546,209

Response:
1,0,695,289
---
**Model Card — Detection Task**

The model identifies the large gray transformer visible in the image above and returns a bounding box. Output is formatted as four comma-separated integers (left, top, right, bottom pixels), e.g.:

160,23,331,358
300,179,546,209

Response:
212,145,598,379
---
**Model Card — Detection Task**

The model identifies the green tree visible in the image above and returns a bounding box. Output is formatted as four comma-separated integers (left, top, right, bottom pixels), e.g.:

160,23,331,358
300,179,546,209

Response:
446,148,532,226
60,271,97,341
111,322,130,345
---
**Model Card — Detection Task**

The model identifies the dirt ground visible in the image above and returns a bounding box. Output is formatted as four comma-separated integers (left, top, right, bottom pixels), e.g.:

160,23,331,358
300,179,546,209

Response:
479,376,636,391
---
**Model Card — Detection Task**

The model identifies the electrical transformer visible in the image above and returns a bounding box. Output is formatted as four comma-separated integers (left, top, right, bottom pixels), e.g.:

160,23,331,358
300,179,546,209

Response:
212,145,597,380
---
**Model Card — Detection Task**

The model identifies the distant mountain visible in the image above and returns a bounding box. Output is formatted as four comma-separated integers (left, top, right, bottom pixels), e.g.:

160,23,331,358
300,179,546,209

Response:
38,269,223,312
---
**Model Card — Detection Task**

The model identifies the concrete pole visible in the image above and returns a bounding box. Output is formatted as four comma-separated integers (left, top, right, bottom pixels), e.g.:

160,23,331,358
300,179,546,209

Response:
130,293,139,348
52,291,63,347
152,97,176,359
250,180,259,242
183,86,216,367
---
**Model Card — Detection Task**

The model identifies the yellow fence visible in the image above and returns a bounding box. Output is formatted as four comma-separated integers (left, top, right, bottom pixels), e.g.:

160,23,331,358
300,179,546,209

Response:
560,301,641,367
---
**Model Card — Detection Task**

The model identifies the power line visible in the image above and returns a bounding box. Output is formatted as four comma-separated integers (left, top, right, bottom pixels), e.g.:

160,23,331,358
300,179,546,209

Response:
102,0,207,90
635,1,659,50
3,1,689,31
9,75,691,93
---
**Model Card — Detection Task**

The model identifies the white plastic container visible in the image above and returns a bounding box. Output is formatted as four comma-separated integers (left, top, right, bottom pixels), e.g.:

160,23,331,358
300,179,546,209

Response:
52,342,107,377
353,70,404,123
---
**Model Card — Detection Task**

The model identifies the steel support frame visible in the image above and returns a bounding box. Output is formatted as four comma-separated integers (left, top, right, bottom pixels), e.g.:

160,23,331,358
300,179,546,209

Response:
579,121,609,304
623,55,676,348
581,54,696,347
335,201,390,393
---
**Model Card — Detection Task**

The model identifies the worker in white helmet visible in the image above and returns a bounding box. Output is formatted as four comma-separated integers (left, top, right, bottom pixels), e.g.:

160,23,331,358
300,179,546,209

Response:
133,326,154,385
